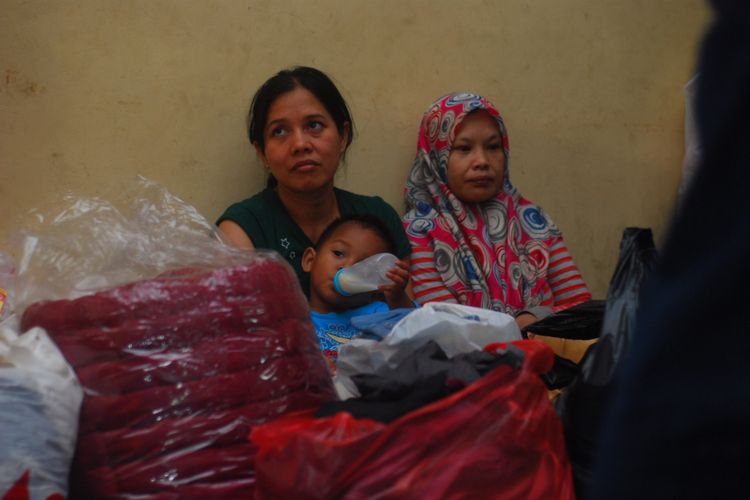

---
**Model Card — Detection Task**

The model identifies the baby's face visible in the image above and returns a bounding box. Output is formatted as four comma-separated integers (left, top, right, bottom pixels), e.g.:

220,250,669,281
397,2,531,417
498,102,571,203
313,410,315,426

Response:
305,223,390,313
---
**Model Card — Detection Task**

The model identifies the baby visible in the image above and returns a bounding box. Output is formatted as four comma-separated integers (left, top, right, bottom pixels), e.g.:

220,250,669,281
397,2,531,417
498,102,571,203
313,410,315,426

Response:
301,214,413,363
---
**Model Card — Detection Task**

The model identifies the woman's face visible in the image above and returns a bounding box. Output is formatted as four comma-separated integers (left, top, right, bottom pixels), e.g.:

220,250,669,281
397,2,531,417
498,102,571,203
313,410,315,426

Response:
258,87,349,194
446,110,506,204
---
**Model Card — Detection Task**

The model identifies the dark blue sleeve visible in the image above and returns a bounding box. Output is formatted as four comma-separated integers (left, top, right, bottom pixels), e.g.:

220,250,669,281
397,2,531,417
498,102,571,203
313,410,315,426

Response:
592,3,750,498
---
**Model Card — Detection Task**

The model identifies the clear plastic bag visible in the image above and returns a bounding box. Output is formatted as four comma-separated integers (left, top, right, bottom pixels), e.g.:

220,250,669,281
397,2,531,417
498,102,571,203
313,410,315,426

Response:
11,176,334,497
13,176,254,312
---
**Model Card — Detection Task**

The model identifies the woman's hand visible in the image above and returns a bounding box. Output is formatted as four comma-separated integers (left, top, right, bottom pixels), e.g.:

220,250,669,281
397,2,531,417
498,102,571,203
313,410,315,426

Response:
515,312,538,331
380,259,414,309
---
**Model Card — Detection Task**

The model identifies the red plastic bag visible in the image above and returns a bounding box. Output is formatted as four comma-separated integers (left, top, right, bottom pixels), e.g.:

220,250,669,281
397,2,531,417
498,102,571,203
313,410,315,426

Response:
251,340,575,499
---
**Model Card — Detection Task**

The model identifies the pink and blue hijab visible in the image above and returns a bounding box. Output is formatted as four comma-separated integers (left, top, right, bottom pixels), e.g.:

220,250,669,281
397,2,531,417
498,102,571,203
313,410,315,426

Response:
403,92,563,314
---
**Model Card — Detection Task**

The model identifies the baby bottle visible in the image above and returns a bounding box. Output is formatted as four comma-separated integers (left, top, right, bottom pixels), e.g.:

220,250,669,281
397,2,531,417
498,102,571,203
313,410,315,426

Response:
333,252,399,296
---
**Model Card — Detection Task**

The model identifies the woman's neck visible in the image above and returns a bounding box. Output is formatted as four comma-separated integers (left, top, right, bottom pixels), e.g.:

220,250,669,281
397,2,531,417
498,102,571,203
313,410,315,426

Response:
276,185,340,244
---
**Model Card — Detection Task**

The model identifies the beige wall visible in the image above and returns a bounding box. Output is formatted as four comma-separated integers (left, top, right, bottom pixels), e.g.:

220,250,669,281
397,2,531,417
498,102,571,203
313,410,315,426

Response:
0,0,710,297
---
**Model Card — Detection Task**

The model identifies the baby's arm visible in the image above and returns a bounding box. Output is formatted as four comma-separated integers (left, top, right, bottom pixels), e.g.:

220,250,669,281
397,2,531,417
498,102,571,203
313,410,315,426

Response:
380,259,415,309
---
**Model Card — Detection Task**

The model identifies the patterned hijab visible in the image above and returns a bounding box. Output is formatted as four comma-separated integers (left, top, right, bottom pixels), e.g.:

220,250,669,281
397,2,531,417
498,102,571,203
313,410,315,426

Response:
404,92,561,314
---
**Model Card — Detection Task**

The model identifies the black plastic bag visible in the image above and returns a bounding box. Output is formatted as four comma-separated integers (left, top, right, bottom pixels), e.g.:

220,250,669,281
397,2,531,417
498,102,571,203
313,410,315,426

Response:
555,227,658,498
541,354,581,390
523,300,606,341
522,300,605,390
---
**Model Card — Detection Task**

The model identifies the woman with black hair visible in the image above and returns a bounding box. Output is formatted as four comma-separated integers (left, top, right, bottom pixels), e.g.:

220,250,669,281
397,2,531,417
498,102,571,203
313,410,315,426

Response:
217,67,410,297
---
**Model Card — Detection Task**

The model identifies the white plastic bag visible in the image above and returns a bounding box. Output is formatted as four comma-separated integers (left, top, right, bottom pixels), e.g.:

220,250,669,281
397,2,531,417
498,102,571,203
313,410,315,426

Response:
0,325,83,499
334,302,522,398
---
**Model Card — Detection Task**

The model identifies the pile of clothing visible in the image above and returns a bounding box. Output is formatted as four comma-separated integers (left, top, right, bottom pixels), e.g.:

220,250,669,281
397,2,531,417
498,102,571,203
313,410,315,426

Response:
251,339,576,499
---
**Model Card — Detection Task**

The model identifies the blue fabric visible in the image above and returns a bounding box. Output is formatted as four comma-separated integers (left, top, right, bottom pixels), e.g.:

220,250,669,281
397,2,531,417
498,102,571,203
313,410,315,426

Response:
350,307,415,340
311,301,390,357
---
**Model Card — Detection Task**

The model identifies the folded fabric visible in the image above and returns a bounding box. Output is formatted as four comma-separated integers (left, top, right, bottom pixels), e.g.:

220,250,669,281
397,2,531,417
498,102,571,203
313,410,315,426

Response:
76,390,323,470
21,262,307,335
75,321,316,395
78,354,319,434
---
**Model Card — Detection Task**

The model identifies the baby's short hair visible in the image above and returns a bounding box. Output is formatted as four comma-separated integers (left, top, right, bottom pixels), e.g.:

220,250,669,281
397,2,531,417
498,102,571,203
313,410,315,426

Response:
315,214,397,254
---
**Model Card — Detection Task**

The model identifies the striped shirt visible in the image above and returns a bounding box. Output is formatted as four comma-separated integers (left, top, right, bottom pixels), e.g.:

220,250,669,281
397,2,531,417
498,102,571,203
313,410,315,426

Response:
409,237,591,314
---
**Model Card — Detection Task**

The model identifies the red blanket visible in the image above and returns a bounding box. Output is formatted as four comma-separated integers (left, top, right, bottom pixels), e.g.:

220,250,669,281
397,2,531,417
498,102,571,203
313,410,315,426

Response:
21,258,334,497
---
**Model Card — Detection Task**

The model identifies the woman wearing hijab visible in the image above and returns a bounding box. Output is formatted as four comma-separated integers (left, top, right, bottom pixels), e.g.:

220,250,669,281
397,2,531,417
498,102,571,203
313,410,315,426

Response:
403,92,591,326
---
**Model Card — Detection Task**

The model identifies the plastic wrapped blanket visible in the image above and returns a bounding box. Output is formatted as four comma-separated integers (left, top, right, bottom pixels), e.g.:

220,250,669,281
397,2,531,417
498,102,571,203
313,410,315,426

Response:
12,177,335,497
